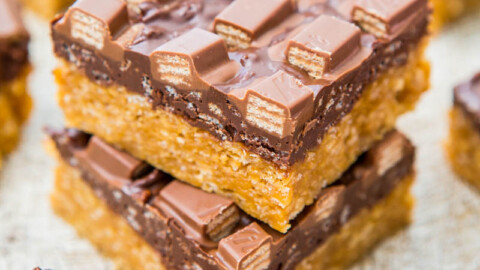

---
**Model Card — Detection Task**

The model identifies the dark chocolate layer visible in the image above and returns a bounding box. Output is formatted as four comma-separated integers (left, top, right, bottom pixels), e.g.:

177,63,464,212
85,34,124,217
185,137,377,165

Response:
454,73,480,132
51,0,429,167
50,128,414,270
0,0,29,82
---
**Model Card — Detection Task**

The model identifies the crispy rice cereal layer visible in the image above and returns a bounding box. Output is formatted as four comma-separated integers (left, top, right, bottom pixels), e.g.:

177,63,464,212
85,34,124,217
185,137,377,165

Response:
0,67,31,166
447,107,480,191
51,159,414,270
56,41,429,232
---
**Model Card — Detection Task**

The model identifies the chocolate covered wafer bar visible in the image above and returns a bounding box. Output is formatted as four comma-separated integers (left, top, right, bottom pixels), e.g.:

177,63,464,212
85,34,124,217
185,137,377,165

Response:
0,0,31,166
52,0,430,232
50,128,415,270
447,73,480,190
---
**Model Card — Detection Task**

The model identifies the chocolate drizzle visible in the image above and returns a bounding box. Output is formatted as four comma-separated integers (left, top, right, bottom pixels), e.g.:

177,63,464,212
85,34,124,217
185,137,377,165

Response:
51,0,429,167
50,128,415,270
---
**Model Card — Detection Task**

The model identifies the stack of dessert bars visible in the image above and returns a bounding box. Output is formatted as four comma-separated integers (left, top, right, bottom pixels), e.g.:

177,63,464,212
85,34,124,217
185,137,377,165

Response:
48,0,431,269
0,0,31,167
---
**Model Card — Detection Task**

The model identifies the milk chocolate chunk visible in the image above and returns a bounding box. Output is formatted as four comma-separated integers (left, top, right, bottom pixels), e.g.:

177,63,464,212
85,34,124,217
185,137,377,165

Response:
366,131,406,176
155,181,240,244
286,15,361,79
76,136,152,184
150,28,237,89
352,0,427,38
230,71,314,138
217,223,272,270
214,0,296,49
54,0,129,61
312,186,345,223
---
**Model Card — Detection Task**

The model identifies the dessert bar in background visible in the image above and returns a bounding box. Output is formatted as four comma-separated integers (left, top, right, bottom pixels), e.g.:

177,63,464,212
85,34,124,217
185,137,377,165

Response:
22,0,73,19
432,0,480,29
52,0,430,232
0,0,31,167
50,128,415,270
447,73,480,191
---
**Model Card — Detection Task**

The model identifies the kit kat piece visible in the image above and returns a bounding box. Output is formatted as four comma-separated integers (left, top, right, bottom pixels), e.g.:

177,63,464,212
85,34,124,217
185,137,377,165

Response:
351,0,426,38
447,73,480,190
0,0,31,165
52,0,430,232
286,15,361,79
50,128,415,270
214,0,296,49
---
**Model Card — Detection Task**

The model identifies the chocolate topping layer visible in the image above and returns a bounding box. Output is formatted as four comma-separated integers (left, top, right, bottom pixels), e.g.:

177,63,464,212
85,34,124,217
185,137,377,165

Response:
52,0,429,167
0,0,29,82
454,73,480,132
51,128,415,270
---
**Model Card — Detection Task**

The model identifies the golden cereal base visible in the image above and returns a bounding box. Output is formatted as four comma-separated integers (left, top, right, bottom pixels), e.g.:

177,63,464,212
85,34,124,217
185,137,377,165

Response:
56,41,429,232
22,0,73,19
446,107,480,191
431,0,480,29
51,159,414,270
0,67,32,167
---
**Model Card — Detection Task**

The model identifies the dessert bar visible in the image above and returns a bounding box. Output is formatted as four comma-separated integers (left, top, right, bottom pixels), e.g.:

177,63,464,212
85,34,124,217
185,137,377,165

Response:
52,0,430,232
50,128,415,270
447,73,480,190
432,0,480,29
0,0,31,166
